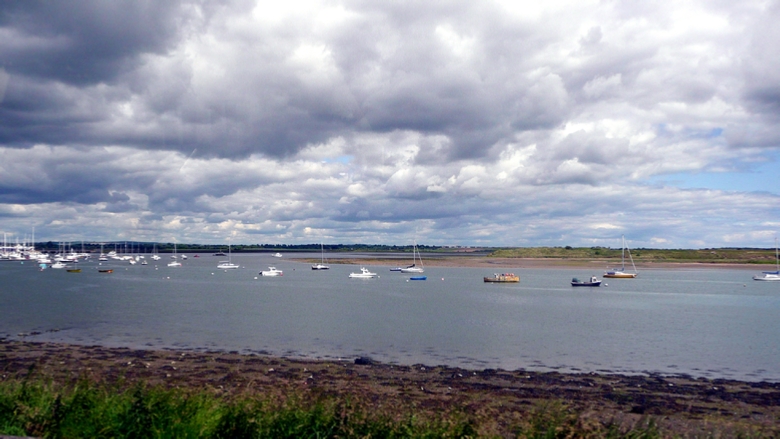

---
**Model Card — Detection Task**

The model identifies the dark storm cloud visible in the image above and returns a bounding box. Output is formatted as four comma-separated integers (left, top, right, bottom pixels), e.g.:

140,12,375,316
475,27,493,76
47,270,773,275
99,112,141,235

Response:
0,0,575,159
0,0,183,85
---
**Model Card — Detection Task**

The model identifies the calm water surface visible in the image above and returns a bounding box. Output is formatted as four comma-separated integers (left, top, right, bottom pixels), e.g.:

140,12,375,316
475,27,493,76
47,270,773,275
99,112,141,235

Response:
2,253,778,381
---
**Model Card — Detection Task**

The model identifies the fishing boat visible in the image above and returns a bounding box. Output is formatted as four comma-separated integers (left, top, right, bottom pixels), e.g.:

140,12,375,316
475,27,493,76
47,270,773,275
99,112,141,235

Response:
483,273,519,283
260,266,283,277
604,235,638,278
399,241,424,273
571,276,602,287
753,238,780,281
311,242,330,270
349,267,377,278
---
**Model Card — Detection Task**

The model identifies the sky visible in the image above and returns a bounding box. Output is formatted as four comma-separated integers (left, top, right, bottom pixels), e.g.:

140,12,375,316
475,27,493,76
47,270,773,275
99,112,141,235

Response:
1,0,779,249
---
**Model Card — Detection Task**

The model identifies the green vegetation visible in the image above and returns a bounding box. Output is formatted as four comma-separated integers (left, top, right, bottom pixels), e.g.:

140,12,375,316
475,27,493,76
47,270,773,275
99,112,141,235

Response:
490,246,780,265
0,378,663,438
33,241,778,265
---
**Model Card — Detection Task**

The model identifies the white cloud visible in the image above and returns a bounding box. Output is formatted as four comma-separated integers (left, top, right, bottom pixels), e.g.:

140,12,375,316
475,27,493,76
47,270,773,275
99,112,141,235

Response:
0,0,778,247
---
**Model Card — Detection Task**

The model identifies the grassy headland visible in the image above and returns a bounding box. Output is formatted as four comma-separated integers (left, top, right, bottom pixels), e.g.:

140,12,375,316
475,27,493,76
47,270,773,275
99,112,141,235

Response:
489,247,779,265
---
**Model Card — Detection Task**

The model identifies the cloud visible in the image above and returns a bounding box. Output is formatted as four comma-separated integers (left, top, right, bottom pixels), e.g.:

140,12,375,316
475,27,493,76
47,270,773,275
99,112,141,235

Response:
0,0,778,247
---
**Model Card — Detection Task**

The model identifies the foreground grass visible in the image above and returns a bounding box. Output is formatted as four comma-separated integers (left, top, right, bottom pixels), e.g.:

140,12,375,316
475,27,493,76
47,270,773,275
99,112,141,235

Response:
0,378,664,438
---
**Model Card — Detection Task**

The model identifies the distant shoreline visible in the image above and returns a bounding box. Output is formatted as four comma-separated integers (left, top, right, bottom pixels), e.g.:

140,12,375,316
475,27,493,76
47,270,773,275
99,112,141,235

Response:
292,256,764,271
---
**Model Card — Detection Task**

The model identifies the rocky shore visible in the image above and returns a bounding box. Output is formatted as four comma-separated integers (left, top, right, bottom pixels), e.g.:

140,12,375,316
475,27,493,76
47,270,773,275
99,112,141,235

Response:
2,340,778,437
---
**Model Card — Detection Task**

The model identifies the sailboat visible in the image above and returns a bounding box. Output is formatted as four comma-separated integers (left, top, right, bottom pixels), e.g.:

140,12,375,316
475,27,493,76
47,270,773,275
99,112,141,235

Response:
217,240,240,269
753,238,780,281
311,242,330,270
167,243,182,267
604,235,637,278
400,241,424,273
151,243,161,261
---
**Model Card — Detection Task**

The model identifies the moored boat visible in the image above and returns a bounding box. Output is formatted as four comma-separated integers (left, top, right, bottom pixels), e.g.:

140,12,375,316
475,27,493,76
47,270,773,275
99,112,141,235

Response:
409,276,427,281
484,273,519,283
98,269,113,273
571,276,601,287
217,241,240,269
399,241,424,273
604,235,638,278
260,266,283,276
311,242,330,270
349,267,377,278
753,238,780,281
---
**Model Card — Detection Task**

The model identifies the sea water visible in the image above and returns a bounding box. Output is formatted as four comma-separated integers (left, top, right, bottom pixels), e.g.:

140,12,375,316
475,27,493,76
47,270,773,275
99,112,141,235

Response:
1,253,778,381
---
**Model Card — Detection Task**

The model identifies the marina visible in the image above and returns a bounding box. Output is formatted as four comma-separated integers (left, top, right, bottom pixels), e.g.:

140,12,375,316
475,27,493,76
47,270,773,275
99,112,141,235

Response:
1,252,779,382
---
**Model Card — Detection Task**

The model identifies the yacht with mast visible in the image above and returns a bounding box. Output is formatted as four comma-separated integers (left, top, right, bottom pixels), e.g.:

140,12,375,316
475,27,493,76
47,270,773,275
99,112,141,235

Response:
311,242,330,270
753,238,780,281
399,241,424,273
604,235,638,278
217,240,240,269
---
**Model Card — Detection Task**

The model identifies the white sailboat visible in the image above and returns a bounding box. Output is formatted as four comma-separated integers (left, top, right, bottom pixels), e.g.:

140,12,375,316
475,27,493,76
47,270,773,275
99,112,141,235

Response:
151,244,161,261
311,242,330,270
400,241,424,273
753,238,780,281
168,243,182,267
604,235,637,278
217,240,240,269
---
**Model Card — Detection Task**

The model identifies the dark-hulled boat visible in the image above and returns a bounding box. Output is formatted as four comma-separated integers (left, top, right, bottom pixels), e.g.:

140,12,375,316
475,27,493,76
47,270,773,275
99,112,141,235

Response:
571,276,602,287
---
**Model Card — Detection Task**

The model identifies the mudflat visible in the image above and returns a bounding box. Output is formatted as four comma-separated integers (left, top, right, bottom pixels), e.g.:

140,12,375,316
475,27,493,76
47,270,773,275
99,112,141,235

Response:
1,340,778,437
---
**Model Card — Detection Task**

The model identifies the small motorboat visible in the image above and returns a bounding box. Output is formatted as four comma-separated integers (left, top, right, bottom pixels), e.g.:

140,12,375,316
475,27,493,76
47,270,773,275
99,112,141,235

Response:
484,273,519,283
409,276,427,281
272,253,283,258
349,267,377,278
260,266,283,276
66,268,81,273
571,276,602,287
98,269,113,273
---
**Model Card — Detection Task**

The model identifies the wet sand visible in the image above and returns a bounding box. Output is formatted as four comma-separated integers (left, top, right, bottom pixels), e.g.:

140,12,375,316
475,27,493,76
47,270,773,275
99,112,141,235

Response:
2,340,778,437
